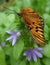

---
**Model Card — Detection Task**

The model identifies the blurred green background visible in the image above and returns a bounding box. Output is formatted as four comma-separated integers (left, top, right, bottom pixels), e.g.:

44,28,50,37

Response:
0,0,50,65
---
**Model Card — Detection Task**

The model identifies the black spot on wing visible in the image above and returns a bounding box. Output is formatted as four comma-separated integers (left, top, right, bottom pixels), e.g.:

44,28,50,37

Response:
25,21,31,25
32,22,35,24
26,24,33,30
36,30,38,32
36,27,38,29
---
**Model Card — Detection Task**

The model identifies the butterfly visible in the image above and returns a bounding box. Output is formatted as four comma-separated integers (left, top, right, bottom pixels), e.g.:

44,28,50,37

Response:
17,8,45,46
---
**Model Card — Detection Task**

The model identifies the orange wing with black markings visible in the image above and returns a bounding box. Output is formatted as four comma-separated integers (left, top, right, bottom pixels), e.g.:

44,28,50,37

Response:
18,8,45,46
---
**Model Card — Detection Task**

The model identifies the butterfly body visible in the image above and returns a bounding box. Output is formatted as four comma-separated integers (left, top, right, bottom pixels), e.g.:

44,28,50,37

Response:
18,8,45,46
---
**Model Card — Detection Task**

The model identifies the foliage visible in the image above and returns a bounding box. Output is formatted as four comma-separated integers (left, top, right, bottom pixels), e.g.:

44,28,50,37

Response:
0,0,50,65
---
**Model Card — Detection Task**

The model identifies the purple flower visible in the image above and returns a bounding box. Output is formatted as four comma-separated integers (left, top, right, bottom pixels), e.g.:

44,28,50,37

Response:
1,41,6,47
23,48,43,62
6,30,21,46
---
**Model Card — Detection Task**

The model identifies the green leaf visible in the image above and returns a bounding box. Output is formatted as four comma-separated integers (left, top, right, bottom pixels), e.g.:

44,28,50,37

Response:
22,0,31,7
44,24,49,34
0,13,15,28
30,59,41,65
42,58,50,65
10,57,26,65
4,45,12,55
43,41,50,57
13,38,24,60
0,46,6,65
19,60,26,65
44,24,49,40
0,13,6,24
7,14,15,23
16,60,26,65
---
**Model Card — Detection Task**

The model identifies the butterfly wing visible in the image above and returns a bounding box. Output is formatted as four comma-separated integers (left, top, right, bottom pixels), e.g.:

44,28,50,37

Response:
22,12,45,46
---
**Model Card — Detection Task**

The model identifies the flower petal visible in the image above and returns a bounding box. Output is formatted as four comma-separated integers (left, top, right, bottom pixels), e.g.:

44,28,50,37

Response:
15,30,19,33
23,50,32,56
23,52,27,56
1,42,6,47
17,32,21,37
23,50,29,56
32,53,37,62
12,36,17,46
6,30,15,34
35,48,43,51
27,54,31,61
6,36,13,41
34,51,43,58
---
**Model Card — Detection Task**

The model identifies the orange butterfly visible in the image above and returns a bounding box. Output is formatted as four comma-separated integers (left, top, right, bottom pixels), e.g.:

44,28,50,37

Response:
17,8,45,46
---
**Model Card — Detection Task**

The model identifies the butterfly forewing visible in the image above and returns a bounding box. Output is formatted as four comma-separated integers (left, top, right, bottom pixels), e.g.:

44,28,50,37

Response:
20,8,45,46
